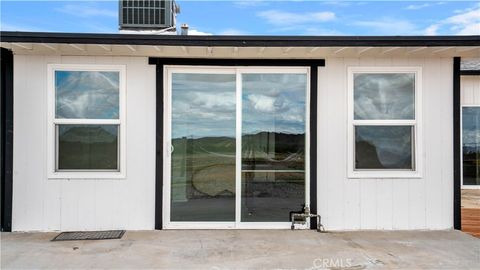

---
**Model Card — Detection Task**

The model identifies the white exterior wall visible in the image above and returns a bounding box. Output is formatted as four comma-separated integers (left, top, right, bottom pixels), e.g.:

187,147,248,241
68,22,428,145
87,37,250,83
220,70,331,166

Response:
461,75,480,105
12,54,455,231
12,55,156,231
317,58,454,230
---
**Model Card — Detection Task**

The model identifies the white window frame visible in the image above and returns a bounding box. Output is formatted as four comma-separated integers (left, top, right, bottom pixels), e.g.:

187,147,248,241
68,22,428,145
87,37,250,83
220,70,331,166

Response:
47,64,127,179
163,66,310,229
461,104,480,189
347,66,423,179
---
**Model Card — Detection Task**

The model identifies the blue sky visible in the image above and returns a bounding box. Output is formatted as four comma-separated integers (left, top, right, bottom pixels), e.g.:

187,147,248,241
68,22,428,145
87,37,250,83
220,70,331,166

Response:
1,1,479,35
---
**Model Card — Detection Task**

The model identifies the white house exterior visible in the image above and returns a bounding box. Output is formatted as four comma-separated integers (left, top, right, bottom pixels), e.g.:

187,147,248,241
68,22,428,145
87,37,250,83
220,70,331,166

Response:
1,32,479,232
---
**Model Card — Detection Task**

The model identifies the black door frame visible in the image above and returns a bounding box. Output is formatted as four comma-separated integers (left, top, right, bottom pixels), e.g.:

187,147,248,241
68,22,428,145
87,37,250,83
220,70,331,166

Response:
453,57,480,230
149,58,324,229
1,48,14,232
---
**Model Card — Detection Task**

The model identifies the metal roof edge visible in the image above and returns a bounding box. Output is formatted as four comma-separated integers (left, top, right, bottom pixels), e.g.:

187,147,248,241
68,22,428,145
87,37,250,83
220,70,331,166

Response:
1,31,479,47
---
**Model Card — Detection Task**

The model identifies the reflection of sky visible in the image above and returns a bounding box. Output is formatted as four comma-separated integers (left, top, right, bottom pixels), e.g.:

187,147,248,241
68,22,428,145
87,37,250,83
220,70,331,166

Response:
56,71,119,119
463,107,480,150
354,73,414,120
171,73,307,138
356,126,412,168
172,73,236,138
242,74,306,135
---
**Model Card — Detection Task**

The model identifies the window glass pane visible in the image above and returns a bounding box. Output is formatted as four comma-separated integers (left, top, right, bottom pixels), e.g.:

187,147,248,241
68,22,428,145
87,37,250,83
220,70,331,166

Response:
354,73,415,120
463,107,480,185
355,125,413,170
57,125,118,170
241,73,306,222
170,73,236,222
55,71,120,119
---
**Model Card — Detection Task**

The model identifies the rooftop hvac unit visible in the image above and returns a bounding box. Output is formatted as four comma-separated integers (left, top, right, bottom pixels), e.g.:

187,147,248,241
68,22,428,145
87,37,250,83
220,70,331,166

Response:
119,0,179,30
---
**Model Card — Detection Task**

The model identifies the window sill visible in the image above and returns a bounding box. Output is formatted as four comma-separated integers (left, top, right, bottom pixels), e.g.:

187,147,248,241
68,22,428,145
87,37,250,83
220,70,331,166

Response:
48,171,126,180
348,170,422,179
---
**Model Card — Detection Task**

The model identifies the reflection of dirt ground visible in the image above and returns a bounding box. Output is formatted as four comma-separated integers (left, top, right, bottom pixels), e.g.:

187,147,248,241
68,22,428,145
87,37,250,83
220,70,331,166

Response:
461,189,480,238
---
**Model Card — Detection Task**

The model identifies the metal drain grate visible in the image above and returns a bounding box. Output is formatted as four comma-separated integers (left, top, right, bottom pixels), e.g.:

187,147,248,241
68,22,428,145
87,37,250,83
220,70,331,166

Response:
52,230,125,241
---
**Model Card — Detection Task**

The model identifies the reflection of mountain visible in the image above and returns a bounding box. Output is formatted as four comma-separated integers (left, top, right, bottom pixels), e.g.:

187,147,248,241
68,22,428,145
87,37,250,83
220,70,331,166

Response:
172,132,305,172
58,126,118,170
356,140,411,169
463,144,480,154
60,126,117,143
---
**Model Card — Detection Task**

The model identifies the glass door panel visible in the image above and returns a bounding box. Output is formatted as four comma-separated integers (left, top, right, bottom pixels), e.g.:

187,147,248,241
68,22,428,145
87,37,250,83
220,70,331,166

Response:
241,73,307,222
170,73,236,221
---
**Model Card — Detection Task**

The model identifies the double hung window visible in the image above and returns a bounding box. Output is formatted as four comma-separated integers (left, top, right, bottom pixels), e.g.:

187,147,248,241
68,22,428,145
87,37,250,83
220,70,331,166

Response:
48,65,126,178
348,67,422,178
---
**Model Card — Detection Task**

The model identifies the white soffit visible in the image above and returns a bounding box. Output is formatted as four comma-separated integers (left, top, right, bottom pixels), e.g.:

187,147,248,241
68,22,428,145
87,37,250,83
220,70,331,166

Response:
1,42,479,58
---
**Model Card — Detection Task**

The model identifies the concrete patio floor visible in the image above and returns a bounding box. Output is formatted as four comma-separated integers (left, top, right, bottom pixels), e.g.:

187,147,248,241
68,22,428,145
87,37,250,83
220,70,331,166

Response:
1,230,479,269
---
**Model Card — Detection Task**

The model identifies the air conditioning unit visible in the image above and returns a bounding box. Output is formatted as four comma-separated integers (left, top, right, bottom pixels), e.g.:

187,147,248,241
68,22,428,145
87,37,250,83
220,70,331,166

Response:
119,0,179,30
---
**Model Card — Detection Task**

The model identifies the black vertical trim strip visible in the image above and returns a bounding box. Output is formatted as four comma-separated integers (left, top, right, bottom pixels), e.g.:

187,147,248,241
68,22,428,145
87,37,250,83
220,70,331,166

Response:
453,57,461,230
1,48,14,232
154,64,164,230
309,66,318,230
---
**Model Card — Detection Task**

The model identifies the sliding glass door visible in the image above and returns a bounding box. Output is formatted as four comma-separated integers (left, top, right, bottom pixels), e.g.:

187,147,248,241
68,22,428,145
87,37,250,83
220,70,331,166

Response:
164,67,309,229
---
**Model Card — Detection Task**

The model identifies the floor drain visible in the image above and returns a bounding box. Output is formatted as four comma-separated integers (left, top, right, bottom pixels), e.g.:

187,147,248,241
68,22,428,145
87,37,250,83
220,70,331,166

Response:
52,230,125,241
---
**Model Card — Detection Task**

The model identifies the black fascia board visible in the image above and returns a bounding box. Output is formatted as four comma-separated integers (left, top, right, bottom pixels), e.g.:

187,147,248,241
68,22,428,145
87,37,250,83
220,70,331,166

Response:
1,31,480,47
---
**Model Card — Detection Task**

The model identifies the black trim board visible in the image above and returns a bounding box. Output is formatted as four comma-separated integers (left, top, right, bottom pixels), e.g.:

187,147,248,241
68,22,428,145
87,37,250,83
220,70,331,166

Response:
2,31,479,47
453,57,461,231
1,48,14,232
150,58,322,230
154,64,164,230
460,70,480,76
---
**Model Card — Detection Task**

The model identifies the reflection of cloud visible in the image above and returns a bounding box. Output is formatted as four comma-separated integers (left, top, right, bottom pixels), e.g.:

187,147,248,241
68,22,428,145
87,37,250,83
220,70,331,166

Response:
463,107,480,146
171,73,307,138
172,74,236,138
354,73,414,120
56,71,119,119
243,74,306,134
248,94,275,113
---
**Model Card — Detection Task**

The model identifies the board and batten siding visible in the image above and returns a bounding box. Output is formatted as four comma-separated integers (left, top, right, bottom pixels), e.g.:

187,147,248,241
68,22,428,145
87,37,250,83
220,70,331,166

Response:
461,75,480,105
12,55,156,231
12,54,455,231
317,57,454,230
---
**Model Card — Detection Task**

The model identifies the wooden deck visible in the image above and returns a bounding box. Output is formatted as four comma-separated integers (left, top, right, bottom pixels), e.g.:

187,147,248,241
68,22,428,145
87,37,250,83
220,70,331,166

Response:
461,189,480,238
461,208,480,238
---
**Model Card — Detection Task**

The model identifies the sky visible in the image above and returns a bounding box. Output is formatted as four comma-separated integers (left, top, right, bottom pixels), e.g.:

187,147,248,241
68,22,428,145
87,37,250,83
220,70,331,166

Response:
1,0,479,35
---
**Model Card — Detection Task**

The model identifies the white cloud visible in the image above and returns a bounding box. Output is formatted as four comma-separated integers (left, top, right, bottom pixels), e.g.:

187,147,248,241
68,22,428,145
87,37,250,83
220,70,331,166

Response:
219,28,247,35
406,3,431,10
257,10,335,26
354,19,418,35
0,22,45,32
56,4,117,18
405,2,444,10
188,29,213,35
234,0,268,8
423,3,480,35
424,24,440,35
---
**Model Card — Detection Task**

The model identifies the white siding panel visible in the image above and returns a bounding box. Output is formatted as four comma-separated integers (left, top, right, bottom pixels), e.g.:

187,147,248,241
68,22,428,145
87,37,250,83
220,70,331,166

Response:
12,56,156,231
461,75,480,105
318,57,454,230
